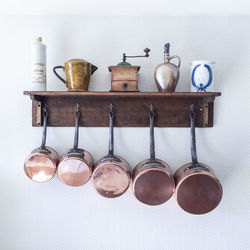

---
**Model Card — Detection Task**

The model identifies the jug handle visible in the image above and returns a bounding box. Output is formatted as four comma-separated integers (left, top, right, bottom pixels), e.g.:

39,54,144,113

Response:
169,55,181,68
91,65,98,75
53,66,68,87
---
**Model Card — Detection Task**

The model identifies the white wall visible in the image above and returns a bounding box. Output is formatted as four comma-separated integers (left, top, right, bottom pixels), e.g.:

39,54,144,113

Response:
1,0,250,15
0,15,249,250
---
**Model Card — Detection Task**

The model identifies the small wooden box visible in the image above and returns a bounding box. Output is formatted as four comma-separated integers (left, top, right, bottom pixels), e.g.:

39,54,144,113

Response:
108,66,140,92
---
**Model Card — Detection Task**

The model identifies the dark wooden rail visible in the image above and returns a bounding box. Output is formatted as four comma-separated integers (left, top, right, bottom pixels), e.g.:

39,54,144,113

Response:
24,91,221,127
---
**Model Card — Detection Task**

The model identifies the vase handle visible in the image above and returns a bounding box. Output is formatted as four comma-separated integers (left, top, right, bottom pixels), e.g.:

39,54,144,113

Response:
169,55,181,68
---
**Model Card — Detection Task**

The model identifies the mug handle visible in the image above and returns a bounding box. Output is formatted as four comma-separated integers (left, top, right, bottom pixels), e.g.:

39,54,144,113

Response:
169,55,181,68
53,66,68,87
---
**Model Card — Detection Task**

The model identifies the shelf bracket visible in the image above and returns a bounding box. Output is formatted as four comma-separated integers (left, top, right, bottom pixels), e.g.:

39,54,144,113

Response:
202,96,215,127
30,94,43,126
35,100,42,126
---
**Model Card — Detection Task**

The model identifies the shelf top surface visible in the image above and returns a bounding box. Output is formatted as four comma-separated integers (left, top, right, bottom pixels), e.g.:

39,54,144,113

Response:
24,91,221,97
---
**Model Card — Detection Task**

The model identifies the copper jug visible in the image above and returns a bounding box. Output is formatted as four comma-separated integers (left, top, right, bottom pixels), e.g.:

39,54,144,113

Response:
154,43,181,92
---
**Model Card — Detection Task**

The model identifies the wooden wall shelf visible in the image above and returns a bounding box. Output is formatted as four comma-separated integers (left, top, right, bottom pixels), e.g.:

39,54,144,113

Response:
23,91,221,127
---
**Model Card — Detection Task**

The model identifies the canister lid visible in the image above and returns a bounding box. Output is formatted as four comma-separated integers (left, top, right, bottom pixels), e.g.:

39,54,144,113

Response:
36,37,42,42
117,61,132,66
190,60,215,65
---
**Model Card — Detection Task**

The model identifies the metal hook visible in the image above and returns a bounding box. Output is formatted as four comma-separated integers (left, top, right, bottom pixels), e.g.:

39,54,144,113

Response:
190,104,195,120
109,103,114,119
43,103,48,112
75,103,80,119
149,104,154,120
76,103,80,112
109,103,113,112
42,104,48,119
149,104,153,112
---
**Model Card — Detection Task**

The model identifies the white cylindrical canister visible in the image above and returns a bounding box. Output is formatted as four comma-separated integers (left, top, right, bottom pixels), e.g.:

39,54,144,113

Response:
31,37,46,91
190,61,215,92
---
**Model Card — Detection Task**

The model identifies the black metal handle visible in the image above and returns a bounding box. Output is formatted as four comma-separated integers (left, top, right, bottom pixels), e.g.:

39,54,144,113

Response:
149,104,155,161
73,104,81,150
53,66,67,87
108,104,114,156
91,65,98,75
184,104,209,172
100,104,121,162
40,104,48,150
140,105,167,168
122,48,150,62
190,104,198,166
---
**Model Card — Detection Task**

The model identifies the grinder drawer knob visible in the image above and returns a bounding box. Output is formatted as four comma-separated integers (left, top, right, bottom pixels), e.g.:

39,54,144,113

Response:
123,83,128,88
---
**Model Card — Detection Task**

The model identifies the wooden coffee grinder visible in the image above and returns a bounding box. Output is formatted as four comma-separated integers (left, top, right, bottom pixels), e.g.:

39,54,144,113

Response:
109,48,150,92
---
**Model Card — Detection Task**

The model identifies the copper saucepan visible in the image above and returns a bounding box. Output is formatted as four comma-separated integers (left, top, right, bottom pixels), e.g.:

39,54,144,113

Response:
24,104,59,183
132,105,175,205
92,104,131,198
174,104,223,214
57,104,94,186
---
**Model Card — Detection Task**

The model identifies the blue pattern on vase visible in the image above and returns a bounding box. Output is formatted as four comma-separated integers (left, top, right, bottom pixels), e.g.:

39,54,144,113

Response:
191,64,213,92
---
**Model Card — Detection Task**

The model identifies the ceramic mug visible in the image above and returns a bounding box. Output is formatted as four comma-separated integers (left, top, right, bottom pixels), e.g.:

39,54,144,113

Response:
53,59,97,91
190,61,215,92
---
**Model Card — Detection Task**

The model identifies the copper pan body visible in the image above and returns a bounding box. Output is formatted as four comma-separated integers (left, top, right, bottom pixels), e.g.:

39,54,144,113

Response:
24,146,59,183
92,155,131,198
132,158,175,206
58,149,94,186
174,162,223,215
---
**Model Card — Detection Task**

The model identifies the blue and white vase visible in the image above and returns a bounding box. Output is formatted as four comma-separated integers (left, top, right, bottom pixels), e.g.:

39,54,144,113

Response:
190,61,215,92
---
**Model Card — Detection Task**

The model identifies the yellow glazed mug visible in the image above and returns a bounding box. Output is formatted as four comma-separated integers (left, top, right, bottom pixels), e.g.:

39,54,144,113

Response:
53,59,98,91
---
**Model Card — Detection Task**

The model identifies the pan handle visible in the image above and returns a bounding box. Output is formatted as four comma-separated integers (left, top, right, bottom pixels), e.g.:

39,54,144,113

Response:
64,104,84,156
149,104,156,161
73,104,80,150
145,104,167,168
69,103,84,156
190,104,198,166
101,104,121,162
185,104,209,172
108,103,115,156
38,104,50,153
